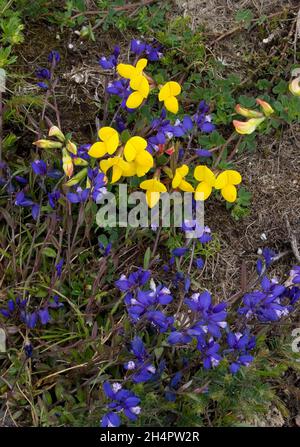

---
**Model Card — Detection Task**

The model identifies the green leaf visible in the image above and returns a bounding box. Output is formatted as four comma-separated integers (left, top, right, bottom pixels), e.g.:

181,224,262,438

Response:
143,246,151,270
42,247,57,258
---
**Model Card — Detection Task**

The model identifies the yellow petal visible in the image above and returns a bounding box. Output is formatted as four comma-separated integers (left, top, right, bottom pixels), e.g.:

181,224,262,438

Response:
179,180,194,192
130,75,149,98
122,161,136,177
88,142,107,158
146,191,160,208
221,184,237,202
194,166,215,186
99,158,113,173
194,182,212,201
124,136,147,162
177,164,189,177
256,99,274,117
135,149,153,168
140,179,167,192
126,91,144,109
235,104,263,118
111,165,123,183
158,81,181,101
117,63,137,79
164,96,179,114
98,126,118,142
135,58,148,73
172,171,182,189
215,170,242,189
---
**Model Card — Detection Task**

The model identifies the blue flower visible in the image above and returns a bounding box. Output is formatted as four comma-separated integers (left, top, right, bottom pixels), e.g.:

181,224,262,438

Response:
101,382,141,426
37,81,48,90
48,190,60,209
87,169,107,203
99,46,120,70
15,191,34,207
194,101,215,133
48,50,60,63
197,338,222,369
66,187,90,204
39,308,51,325
101,411,121,428
20,311,38,329
115,269,151,292
55,259,64,278
165,372,182,402
185,291,227,338
172,247,189,257
195,149,213,158
124,337,156,383
35,68,51,80
225,331,256,373
239,276,287,322
31,160,47,176
24,342,33,358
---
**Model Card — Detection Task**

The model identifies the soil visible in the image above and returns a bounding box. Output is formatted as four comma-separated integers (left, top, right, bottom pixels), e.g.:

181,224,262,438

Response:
8,0,300,426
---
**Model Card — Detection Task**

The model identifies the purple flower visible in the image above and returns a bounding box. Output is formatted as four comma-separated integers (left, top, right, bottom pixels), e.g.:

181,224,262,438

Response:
185,291,227,338
35,68,51,80
15,191,34,207
115,269,151,292
48,50,60,63
197,338,222,369
48,295,64,309
145,310,174,333
37,81,48,90
39,308,51,325
20,311,38,329
130,39,146,55
48,190,60,209
24,342,33,358
172,247,189,257
194,101,216,133
55,259,64,278
66,187,90,204
124,337,156,383
101,411,121,428
31,160,47,176
31,204,40,220
196,149,213,158
88,169,107,203
101,382,141,426
99,241,112,257
165,372,182,401
99,47,120,70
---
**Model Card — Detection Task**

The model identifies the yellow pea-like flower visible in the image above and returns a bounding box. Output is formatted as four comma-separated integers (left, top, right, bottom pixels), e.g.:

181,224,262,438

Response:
172,165,194,192
117,58,148,80
140,178,167,208
233,117,265,135
88,127,119,158
194,165,216,201
215,170,242,203
256,99,274,117
158,81,181,114
100,156,130,184
124,136,153,177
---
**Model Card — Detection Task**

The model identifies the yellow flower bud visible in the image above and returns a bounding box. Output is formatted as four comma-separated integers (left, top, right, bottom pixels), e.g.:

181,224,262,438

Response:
48,126,65,142
33,139,63,149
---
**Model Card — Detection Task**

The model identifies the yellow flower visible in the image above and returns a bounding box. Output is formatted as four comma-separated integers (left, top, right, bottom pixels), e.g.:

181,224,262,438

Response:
117,58,148,80
256,99,274,117
66,140,77,155
158,81,181,114
235,104,263,118
172,165,194,192
289,76,300,96
233,117,265,135
62,148,73,178
215,170,242,203
100,156,130,184
88,127,119,158
123,136,153,177
117,59,150,108
194,165,216,201
48,126,65,142
140,178,167,208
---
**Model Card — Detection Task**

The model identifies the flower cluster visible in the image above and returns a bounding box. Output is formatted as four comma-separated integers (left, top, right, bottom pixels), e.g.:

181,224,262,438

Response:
101,382,141,427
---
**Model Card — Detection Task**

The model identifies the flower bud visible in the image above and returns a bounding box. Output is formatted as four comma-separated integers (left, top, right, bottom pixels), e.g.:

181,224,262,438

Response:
33,139,63,149
73,157,88,166
64,168,88,186
48,126,65,142
289,76,300,96
256,99,274,117
62,148,74,177
235,104,263,118
66,140,77,155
